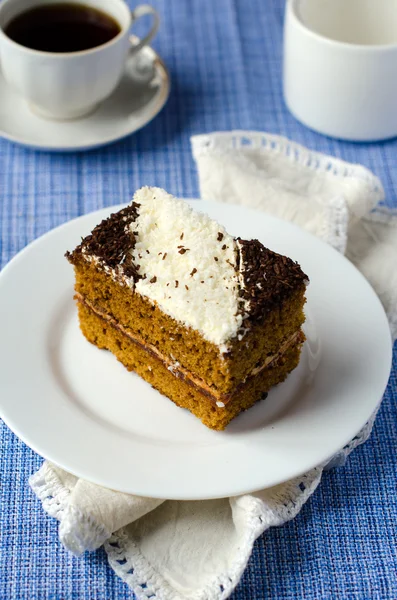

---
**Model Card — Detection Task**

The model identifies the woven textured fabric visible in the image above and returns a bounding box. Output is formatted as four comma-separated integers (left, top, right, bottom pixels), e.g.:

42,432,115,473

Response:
0,0,396,598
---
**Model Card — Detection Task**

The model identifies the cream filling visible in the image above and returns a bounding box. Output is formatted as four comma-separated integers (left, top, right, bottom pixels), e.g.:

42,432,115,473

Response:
249,330,302,376
77,294,302,405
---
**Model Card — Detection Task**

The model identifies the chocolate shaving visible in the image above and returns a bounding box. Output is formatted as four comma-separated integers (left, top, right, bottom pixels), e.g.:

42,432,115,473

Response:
175,280,179,288
65,203,141,281
236,238,308,325
180,233,184,240
185,285,189,290
150,276,157,284
190,268,197,277
217,232,224,241
222,244,227,250
162,252,167,260
178,248,189,254
214,257,218,262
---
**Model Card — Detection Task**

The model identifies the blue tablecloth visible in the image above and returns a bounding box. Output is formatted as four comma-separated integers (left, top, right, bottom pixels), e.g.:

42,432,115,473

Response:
0,1,396,598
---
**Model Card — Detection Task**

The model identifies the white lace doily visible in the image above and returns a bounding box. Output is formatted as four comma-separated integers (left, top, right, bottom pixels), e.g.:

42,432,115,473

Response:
30,131,396,600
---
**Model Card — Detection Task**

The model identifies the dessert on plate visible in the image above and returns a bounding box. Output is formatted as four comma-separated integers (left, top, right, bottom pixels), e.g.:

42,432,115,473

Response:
66,187,308,430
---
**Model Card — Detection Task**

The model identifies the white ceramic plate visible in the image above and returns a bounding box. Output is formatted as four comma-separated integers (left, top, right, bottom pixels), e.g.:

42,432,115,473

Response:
0,202,392,499
0,40,169,151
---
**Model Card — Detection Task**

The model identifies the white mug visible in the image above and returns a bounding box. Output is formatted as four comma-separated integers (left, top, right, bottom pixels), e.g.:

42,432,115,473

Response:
0,0,160,120
283,0,397,141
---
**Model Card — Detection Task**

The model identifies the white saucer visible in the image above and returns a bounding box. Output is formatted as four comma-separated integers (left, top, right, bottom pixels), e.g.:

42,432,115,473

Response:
0,202,392,499
0,40,169,152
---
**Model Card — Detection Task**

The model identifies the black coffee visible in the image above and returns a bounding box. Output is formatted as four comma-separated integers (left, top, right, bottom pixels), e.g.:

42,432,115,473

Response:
5,3,121,53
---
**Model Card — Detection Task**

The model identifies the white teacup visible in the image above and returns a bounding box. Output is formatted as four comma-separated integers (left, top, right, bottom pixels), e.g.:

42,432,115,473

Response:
0,0,159,120
283,0,397,141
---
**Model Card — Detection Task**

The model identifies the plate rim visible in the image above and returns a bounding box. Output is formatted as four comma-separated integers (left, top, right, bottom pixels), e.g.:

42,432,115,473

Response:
0,201,393,499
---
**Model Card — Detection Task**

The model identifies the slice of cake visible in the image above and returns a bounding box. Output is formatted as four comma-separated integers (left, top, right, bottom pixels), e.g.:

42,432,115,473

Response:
66,187,308,430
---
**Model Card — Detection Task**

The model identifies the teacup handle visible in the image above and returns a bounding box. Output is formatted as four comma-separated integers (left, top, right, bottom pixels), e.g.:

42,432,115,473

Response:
130,4,160,54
